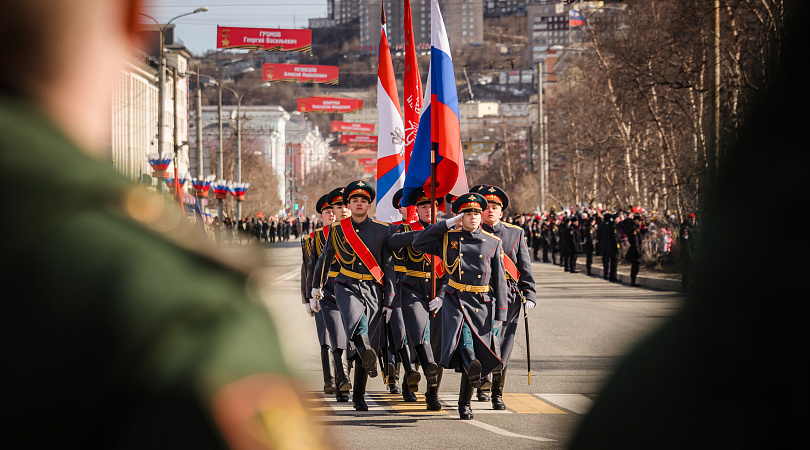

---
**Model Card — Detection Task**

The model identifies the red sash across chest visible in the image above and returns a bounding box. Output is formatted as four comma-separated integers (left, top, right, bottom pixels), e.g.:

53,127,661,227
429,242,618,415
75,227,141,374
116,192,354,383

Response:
339,218,383,284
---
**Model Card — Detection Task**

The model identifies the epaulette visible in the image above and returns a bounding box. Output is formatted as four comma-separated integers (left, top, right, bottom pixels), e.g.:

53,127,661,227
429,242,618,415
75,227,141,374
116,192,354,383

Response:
447,229,462,233
503,222,522,230
482,230,501,241
372,219,390,226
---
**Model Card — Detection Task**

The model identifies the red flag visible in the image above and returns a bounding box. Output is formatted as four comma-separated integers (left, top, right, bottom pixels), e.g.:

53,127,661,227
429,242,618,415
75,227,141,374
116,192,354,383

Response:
173,166,183,210
403,0,420,222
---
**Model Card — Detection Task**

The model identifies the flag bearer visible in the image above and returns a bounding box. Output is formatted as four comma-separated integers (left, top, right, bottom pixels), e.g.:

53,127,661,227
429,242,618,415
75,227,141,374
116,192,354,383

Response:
313,181,396,411
387,187,447,410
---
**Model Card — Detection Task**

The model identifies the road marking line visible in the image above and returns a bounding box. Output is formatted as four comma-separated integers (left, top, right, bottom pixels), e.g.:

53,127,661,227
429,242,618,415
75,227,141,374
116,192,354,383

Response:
502,393,566,414
265,268,299,286
464,420,556,442
536,394,595,414
372,392,449,414
438,394,512,414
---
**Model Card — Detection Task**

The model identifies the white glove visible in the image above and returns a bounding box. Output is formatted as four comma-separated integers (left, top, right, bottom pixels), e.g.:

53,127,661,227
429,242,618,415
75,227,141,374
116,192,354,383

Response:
384,308,392,323
445,213,464,228
309,296,321,313
311,288,322,300
493,320,503,328
525,299,536,309
429,296,443,313
305,303,314,317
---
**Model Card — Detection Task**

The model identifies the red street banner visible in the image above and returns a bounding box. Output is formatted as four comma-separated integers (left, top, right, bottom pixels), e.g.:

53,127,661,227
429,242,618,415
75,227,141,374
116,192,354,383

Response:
331,121,375,134
358,158,376,166
217,27,312,52
298,97,363,113
264,64,338,84
363,165,377,174
341,135,379,145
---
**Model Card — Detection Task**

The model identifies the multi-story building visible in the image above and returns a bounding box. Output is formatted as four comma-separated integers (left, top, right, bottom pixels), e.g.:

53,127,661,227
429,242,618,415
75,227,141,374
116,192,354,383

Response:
310,0,362,28
112,53,159,183
116,25,191,188
527,1,569,62
359,0,481,51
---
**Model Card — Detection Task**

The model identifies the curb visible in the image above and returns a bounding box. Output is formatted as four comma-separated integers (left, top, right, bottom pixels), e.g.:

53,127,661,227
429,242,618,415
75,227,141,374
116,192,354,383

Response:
533,258,682,292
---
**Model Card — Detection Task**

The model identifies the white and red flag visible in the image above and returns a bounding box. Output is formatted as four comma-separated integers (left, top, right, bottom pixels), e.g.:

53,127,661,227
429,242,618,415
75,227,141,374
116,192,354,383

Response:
375,6,406,222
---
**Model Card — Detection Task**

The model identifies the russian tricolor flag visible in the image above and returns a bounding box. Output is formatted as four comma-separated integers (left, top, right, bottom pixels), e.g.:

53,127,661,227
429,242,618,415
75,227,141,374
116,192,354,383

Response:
569,9,585,27
375,10,406,222
402,0,468,207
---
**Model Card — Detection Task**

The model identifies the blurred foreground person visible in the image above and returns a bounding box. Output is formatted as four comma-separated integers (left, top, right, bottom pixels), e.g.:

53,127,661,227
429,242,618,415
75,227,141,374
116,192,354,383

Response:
0,1,325,448
569,3,809,448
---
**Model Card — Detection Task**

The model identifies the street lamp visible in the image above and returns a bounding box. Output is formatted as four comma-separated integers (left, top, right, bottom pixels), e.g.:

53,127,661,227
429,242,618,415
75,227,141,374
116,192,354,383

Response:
223,80,272,219
191,49,226,180
138,6,208,188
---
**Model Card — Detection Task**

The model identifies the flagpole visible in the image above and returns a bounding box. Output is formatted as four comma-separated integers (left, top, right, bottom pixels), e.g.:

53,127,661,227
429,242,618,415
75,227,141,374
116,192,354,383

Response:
430,141,437,312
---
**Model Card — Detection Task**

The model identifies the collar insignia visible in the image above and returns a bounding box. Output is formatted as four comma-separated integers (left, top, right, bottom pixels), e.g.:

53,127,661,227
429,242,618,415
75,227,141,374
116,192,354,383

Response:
451,241,459,249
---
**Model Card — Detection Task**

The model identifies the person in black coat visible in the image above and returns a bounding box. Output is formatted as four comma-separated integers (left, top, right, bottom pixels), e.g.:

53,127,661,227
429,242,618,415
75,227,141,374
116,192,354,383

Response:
532,217,543,261
582,215,596,275
598,214,620,281
624,215,644,287
558,217,571,271
549,219,559,265
567,215,584,273
679,214,697,292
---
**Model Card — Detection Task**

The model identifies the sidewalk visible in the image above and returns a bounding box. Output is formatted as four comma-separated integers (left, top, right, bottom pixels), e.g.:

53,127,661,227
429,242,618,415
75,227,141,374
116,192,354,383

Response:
537,256,683,292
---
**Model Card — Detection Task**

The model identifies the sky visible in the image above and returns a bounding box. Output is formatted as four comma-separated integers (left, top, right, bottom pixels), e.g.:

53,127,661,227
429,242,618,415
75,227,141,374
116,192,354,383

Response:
143,0,328,55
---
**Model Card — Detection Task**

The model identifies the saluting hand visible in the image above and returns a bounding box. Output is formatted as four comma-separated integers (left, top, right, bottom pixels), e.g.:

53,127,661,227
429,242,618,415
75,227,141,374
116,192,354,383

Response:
445,213,464,228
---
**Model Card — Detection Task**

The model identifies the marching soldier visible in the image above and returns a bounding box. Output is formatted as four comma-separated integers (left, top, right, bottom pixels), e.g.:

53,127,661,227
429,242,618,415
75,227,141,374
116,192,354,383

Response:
412,193,508,420
387,188,447,410
474,185,537,410
301,194,335,395
306,189,354,402
313,181,396,411
381,188,421,402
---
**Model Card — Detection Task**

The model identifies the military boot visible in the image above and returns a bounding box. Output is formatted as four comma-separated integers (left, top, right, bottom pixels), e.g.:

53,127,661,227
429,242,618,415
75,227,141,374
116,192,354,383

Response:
320,345,335,395
352,360,369,411
398,348,419,401
476,388,490,402
459,348,482,389
351,334,378,378
415,341,439,387
425,367,443,411
386,353,400,394
458,375,474,420
333,349,351,402
491,366,507,410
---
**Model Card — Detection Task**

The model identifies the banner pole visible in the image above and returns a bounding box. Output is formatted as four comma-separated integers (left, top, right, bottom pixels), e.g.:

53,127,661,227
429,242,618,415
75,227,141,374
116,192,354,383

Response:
430,142,438,315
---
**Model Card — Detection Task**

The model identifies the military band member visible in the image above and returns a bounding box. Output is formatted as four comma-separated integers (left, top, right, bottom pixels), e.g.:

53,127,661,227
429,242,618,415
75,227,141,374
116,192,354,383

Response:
313,181,396,411
475,185,537,410
412,193,508,420
387,188,447,410
301,194,335,395
307,189,353,402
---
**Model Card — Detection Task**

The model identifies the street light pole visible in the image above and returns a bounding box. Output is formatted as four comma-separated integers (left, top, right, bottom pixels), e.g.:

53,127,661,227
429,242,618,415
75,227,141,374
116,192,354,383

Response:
138,7,208,188
224,81,272,220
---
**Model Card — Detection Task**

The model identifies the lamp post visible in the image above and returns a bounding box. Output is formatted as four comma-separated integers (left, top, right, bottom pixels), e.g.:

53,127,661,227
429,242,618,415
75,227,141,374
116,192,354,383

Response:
138,6,208,186
223,80,272,219
191,49,225,180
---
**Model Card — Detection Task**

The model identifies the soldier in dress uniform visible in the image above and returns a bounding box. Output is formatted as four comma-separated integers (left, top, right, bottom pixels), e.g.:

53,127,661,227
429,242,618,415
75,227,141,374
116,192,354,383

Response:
473,185,537,409
313,181,396,411
301,194,338,396
559,216,571,271
412,193,508,420
380,188,421,402
307,188,354,403
387,188,446,410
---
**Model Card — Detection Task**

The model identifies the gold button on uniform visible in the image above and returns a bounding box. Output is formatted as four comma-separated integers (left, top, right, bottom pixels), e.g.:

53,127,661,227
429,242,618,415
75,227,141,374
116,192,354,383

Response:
479,255,482,258
478,275,481,278
460,238,464,241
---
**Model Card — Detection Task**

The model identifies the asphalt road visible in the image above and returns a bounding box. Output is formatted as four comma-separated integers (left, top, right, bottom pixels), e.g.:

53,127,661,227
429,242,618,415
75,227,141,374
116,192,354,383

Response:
249,241,684,449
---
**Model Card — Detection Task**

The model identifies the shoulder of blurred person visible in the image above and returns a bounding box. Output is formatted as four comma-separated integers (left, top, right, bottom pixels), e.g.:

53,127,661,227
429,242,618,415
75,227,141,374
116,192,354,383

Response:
0,1,324,448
